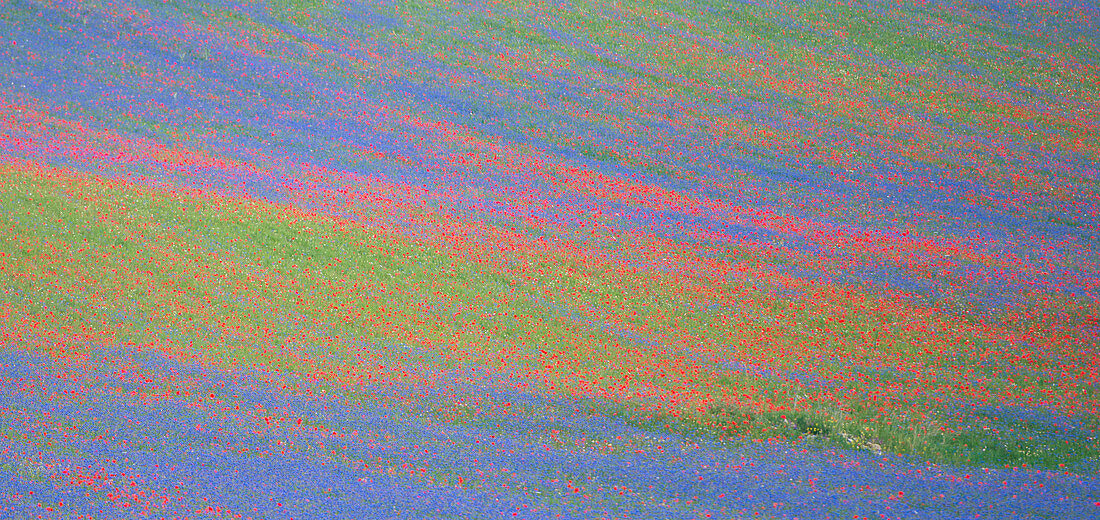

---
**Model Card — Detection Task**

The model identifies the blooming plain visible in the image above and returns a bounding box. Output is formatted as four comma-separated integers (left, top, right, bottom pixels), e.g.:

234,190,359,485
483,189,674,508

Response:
1,0,1099,518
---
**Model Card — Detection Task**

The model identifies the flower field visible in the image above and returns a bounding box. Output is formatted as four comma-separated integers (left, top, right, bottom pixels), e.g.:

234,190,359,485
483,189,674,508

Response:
1,0,1098,518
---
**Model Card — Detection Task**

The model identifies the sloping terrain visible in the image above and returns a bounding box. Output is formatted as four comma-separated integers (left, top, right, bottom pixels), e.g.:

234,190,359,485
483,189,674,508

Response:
1,0,1098,518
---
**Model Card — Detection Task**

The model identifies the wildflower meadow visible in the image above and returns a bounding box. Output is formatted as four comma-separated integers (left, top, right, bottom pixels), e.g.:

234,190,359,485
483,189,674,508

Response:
1,0,1098,518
